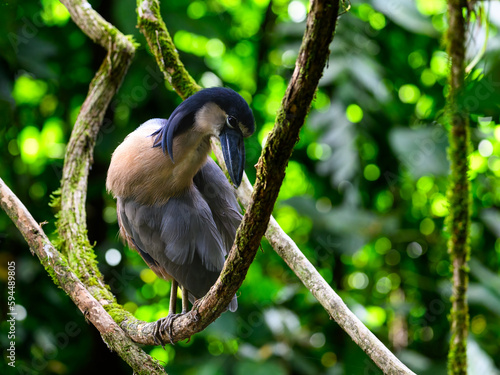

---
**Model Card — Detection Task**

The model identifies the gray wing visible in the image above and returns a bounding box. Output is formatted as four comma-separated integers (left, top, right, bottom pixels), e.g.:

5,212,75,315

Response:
193,159,241,312
118,186,227,302
193,158,242,253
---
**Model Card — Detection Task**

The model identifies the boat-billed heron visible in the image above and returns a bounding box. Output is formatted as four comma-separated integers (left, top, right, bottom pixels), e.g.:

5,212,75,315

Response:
106,87,254,342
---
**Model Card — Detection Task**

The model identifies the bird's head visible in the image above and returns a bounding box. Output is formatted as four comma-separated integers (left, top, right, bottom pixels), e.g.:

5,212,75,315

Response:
153,87,255,187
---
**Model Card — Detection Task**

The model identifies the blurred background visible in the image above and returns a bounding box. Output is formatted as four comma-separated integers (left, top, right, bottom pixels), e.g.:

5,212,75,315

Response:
1,0,500,374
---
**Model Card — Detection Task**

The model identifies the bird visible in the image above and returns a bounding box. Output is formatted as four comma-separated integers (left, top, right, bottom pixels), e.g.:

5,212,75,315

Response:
106,87,255,344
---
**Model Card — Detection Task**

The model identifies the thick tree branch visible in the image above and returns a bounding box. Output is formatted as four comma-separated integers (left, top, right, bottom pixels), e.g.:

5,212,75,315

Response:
127,0,337,340
137,0,201,99
0,179,166,375
58,0,135,283
50,1,167,373
133,0,416,373
446,1,471,374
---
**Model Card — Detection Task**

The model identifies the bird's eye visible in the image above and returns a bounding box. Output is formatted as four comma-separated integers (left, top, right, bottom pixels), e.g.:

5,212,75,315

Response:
226,115,238,129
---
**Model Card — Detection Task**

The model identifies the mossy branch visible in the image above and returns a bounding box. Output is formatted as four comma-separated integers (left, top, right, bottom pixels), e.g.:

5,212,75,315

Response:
52,0,166,373
446,1,471,374
58,0,135,282
127,0,341,342
134,0,415,373
137,0,201,99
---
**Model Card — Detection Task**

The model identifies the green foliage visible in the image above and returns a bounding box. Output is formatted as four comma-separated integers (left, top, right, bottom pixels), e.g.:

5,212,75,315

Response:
1,0,500,374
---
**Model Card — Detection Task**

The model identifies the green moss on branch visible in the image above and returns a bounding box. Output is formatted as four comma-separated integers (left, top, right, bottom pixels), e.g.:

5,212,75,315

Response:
54,1,168,374
445,1,471,374
137,0,201,99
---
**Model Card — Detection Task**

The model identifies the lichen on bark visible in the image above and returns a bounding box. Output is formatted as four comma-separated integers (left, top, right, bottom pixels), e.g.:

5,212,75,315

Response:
445,1,471,374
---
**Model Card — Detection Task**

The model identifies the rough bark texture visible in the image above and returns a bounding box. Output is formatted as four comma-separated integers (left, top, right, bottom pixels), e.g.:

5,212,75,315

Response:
179,0,342,339
48,1,167,373
121,0,344,344
133,1,416,373
446,1,471,374
137,0,201,99
58,0,135,284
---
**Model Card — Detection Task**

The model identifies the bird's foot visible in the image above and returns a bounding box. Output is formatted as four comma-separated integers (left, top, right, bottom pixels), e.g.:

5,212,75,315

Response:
153,313,183,347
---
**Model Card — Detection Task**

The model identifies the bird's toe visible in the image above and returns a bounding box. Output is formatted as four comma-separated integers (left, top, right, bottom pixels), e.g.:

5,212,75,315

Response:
153,320,166,348
154,313,185,346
